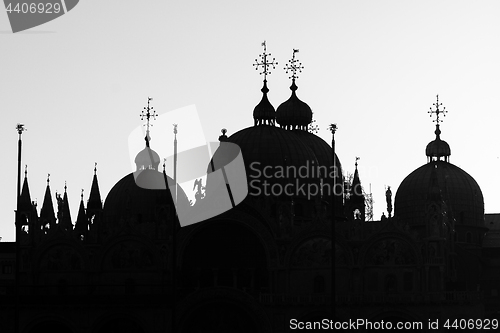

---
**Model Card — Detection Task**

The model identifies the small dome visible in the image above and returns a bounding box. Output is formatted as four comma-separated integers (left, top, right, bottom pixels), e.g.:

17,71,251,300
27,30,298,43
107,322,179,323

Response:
253,81,275,126
276,81,312,130
135,147,161,171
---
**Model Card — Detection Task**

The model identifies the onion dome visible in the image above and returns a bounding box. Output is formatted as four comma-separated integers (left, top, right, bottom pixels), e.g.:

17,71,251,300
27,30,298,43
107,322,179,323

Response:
135,134,161,171
276,80,312,130
253,80,275,126
252,41,278,126
276,49,312,130
426,124,451,162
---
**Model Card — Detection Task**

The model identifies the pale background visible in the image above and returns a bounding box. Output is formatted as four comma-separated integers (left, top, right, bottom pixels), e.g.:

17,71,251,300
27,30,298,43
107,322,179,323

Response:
1,0,499,241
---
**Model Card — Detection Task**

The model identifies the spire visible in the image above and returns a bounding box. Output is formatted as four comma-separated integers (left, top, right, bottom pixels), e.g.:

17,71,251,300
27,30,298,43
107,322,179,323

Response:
426,95,451,162
19,165,32,211
58,181,72,231
276,49,312,130
75,189,87,239
87,162,102,211
140,97,157,147
253,41,277,126
40,173,56,223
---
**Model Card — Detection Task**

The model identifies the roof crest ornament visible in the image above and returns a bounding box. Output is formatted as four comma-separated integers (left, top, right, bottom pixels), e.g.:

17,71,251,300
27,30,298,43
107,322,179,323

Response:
284,49,304,82
253,41,278,82
428,94,448,124
140,97,157,146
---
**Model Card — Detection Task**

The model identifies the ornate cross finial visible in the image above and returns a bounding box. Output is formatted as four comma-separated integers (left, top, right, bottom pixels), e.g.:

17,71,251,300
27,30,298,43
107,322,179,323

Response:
47,173,50,185
64,181,67,193
94,162,97,175
253,41,278,81
355,156,360,168
81,189,84,201
428,94,448,124
173,123,178,135
24,164,27,178
140,97,157,136
284,49,304,81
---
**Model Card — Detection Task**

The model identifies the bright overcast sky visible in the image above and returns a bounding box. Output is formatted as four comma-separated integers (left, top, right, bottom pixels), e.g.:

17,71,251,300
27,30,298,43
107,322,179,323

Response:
1,1,499,241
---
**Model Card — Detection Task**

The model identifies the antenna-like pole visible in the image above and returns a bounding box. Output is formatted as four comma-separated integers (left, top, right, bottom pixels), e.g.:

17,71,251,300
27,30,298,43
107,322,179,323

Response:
173,124,178,205
15,123,26,333
328,123,337,323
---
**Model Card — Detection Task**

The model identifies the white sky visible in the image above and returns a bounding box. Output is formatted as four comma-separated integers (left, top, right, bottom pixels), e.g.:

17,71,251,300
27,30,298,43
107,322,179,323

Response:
1,1,499,241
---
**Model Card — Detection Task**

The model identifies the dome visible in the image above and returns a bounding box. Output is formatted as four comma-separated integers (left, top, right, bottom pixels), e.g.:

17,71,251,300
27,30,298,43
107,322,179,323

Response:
395,161,484,227
207,125,322,200
103,169,190,230
425,124,451,161
426,139,451,159
253,81,275,126
292,130,343,201
135,146,161,171
276,81,312,130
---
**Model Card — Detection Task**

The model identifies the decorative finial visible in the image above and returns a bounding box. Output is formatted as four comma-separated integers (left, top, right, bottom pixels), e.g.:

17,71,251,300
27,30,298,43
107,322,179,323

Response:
328,123,338,135
81,189,84,201
173,123,178,135
163,158,166,173
64,181,67,193
219,128,228,142
140,97,157,146
355,156,360,169
253,41,278,82
94,162,97,175
284,49,304,83
47,173,50,185
24,164,27,178
428,94,448,124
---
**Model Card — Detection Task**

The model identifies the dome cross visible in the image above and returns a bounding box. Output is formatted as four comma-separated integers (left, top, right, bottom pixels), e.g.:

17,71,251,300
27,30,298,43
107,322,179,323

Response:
140,97,157,145
284,49,304,81
428,94,448,124
253,41,278,81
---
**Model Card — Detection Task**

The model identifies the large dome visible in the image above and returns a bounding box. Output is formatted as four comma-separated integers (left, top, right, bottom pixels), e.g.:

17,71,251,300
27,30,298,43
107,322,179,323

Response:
223,125,321,199
103,170,190,231
395,161,484,227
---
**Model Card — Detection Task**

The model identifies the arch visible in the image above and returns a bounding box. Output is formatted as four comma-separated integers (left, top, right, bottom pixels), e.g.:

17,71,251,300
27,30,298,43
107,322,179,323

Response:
97,234,160,271
359,233,422,267
34,238,88,271
176,208,278,267
180,221,269,293
288,236,331,268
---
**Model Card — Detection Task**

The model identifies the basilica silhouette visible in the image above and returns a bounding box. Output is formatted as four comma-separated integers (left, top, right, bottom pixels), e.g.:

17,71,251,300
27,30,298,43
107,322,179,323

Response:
1,44,499,332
